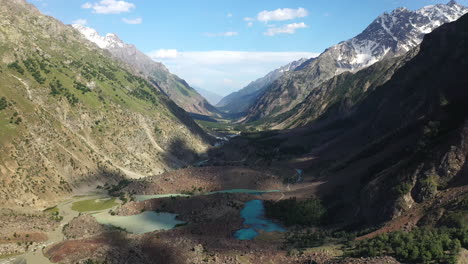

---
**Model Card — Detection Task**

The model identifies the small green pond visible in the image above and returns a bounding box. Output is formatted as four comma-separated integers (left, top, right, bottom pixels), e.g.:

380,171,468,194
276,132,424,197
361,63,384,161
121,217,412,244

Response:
71,198,118,212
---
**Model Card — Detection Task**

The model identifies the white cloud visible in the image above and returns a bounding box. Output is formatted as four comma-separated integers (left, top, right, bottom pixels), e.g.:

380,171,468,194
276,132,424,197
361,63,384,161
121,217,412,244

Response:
81,2,92,9
122,17,142,24
146,50,319,95
264,22,308,36
244,17,255,27
151,49,178,59
222,31,238,37
148,50,318,67
72,18,87,25
82,0,135,14
257,7,308,22
204,31,239,37
227,13,233,18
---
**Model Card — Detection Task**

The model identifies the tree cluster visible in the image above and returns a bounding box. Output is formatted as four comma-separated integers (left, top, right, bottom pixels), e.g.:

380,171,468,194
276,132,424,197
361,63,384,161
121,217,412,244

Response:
349,227,467,264
264,197,326,226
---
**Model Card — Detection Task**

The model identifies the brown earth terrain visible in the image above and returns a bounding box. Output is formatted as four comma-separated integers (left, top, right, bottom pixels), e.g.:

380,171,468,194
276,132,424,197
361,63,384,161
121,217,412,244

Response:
41,166,403,264
121,166,290,195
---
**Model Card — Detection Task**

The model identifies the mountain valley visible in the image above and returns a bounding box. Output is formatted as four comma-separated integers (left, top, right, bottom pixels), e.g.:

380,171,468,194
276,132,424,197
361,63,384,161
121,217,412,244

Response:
0,0,467,264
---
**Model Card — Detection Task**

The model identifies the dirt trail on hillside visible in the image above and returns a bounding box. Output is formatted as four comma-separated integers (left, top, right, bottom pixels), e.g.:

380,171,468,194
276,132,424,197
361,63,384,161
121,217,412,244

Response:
10,75,32,100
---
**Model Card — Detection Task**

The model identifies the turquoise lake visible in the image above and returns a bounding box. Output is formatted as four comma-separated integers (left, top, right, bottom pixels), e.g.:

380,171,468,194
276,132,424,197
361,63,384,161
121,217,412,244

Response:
93,211,185,234
234,200,285,240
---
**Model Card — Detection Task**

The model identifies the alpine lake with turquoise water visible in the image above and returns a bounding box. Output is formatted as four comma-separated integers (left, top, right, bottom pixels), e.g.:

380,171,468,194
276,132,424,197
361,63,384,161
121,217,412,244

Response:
92,189,283,237
234,200,286,240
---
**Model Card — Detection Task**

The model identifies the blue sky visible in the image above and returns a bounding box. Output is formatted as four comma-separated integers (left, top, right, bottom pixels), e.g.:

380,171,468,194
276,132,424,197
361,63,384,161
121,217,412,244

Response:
29,0,468,95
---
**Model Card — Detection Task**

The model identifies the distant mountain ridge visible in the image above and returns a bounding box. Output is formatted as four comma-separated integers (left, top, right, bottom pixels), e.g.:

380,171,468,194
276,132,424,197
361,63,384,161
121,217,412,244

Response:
217,58,310,114
242,1,468,123
72,24,219,117
193,87,223,106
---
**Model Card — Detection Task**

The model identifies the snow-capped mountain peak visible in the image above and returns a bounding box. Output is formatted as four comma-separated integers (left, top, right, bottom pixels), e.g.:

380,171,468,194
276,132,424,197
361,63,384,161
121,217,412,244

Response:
320,1,468,74
72,24,125,49
242,1,468,123
72,23,171,76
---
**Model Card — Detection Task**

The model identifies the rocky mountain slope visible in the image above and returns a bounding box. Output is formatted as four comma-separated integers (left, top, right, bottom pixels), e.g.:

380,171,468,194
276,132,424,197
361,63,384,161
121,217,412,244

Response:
336,13,468,224
267,54,412,129
0,0,211,209
235,12,468,227
72,24,219,117
242,1,468,123
217,58,309,114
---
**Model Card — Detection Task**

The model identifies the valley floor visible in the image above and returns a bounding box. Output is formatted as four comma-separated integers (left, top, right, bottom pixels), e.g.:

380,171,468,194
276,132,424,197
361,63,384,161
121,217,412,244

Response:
0,165,406,264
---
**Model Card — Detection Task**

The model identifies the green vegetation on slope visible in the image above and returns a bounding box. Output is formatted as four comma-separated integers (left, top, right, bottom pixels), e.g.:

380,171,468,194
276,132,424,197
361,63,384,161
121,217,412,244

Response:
7,61,24,75
0,0,209,208
23,57,46,84
49,78,79,106
347,227,466,264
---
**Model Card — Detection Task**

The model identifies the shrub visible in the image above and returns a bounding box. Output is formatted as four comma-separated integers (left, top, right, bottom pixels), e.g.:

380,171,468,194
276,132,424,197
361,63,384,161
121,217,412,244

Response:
14,117,22,125
264,197,326,226
23,58,46,84
108,179,131,194
393,182,412,196
74,81,91,94
7,61,24,74
0,97,8,110
130,88,158,105
49,79,79,106
439,211,468,229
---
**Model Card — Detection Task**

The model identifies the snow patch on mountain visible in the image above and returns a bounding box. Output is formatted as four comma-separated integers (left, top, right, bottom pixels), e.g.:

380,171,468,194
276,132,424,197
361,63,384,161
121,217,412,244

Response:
324,1,468,73
72,24,122,49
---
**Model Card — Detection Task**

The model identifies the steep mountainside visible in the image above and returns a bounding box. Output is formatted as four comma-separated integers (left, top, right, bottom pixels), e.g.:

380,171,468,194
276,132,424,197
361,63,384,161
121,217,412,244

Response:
243,1,468,123
264,49,418,129
236,12,468,227
0,0,211,209
324,12,468,225
72,24,219,117
217,58,309,114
